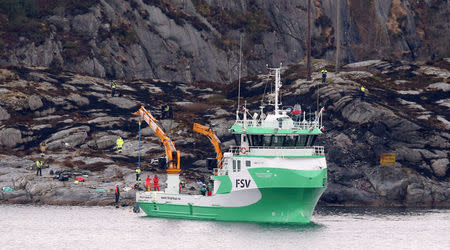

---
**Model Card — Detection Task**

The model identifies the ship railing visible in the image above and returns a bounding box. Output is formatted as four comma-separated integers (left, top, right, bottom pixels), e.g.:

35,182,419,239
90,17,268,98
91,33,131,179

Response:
228,146,325,156
293,120,320,130
213,168,228,176
233,120,261,127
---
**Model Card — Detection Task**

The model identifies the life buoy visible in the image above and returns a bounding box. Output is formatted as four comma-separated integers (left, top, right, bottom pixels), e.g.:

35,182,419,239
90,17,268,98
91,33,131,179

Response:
240,147,247,154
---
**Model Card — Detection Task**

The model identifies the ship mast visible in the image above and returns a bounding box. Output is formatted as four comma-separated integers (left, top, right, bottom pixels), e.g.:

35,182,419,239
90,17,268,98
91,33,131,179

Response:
268,64,282,116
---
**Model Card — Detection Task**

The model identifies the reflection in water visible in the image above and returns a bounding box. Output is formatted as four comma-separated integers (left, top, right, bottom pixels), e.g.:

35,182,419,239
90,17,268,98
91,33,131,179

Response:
0,205,448,249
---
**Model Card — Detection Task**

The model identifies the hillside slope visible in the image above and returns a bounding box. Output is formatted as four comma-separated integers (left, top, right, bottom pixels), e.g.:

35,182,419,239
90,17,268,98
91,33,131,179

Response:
0,0,449,82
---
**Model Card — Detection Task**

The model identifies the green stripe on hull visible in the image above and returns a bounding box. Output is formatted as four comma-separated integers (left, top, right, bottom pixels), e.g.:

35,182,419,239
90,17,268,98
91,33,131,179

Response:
138,187,325,223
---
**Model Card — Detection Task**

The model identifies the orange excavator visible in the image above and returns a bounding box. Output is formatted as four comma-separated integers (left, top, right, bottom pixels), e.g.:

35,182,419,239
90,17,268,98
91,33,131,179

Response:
134,106,181,174
193,123,223,168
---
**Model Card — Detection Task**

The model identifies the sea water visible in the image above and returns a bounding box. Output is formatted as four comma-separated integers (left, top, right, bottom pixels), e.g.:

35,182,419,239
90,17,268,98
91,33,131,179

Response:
0,205,448,249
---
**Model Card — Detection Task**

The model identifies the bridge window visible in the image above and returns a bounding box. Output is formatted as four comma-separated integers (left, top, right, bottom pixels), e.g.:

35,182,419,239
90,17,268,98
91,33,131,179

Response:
233,135,241,146
233,160,236,172
237,160,241,172
246,160,251,167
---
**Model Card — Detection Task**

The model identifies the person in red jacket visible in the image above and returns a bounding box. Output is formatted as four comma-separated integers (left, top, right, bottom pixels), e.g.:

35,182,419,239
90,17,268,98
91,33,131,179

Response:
114,184,120,205
153,175,160,191
145,176,151,191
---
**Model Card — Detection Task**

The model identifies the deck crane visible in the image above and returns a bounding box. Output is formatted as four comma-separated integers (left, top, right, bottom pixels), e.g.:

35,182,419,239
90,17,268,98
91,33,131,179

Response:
134,106,181,193
193,123,223,168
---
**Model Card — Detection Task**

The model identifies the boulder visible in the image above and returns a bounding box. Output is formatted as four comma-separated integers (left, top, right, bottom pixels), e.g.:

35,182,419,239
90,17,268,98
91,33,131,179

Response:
430,158,449,178
96,135,117,149
67,94,90,106
0,128,22,148
0,106,10,120
28,95,43,111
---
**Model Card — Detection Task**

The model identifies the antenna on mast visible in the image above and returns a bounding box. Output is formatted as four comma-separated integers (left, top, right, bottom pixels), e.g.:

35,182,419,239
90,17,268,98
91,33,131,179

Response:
236,34,243,119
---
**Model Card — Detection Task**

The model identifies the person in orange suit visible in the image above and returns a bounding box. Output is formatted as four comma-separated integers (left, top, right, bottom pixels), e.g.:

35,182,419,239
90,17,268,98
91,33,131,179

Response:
153,175,160,191
145,176,151,191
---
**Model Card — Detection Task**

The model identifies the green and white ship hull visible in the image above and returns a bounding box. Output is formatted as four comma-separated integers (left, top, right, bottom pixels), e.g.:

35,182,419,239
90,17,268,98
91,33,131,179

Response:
138,158,327,223
137,66,328,223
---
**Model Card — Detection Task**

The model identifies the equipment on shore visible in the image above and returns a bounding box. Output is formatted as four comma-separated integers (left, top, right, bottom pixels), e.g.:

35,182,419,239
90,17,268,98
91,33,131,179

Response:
134,106,180,194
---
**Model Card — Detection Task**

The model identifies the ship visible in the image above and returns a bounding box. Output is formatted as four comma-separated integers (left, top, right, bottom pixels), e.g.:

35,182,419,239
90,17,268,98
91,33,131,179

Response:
136,66,327,223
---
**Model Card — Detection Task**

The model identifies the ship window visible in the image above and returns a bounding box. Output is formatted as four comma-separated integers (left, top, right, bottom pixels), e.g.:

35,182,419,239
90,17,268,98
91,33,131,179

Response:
283,135,296,146
232,160,236,172
296,135,307,147
306,135,317,146
250,135,263,146
233,135,241,146
272,136,285,146
246,160,251,167
237,160,241,172
263,135,274,146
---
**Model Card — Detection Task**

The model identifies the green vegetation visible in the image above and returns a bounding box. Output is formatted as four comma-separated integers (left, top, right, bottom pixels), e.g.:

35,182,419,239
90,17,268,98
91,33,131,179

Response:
143,0,209,31
192,0,273,37
111,19,139,45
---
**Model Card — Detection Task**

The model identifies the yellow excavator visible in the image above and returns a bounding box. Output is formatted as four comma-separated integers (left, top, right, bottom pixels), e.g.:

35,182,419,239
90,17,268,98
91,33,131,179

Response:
134,106,181,174
193,123,223,168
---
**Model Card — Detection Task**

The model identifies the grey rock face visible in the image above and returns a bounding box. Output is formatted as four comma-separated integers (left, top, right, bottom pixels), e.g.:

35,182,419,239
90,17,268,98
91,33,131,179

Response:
0,128,22,148
96,135,117,149
0,106,10,120
431,158,449,178
28,95,44,111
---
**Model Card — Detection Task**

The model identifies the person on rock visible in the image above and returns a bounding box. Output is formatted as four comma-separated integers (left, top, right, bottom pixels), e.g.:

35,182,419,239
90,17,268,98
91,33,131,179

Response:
116,136,124,153
136,168,141,181
360,86,367,101
115,184,120,205
111,80,117,97
35,160,43,176
321,69,327,83
153,175,160,191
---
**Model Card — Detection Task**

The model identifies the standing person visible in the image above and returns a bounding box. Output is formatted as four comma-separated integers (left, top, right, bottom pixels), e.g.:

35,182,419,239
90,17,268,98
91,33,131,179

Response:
145,175,151,191
136,168,141,181
116,136,124,153
39,142,48,157
321,69,327,83
161,104,166,119
163,104,170,119
360,86,366,101
136,176,142,191
115,184,120,205
168,104,173,119
153,175,160,191
201,184,207,196
111,80,117,97
179,182,182,194
36,160,43,176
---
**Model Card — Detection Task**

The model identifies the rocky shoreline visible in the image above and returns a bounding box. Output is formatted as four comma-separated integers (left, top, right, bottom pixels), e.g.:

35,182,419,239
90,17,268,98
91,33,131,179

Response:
1,59,449,207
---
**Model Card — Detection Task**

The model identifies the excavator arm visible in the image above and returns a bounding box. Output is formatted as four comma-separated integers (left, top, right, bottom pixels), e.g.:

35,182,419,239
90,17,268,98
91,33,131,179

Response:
193,123,223,168
134,106,181,174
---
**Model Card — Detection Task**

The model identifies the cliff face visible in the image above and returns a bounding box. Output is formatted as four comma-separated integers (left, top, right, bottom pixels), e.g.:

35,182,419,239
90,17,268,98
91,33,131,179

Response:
0,0,449,82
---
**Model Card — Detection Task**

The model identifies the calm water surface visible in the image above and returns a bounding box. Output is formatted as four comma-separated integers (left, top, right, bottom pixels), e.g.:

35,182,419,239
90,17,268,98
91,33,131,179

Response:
0,205,448,249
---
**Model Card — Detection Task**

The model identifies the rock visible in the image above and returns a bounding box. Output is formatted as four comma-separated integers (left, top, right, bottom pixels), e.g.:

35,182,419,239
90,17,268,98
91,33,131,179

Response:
341,101,383,124
105,97,138,109
96,135,117,149
344,60,383,68
67,94,90,106
426,82,450,92
430,158,449,178
0,128,22,148
27,95,43,111
47,126,90,142
0,106,10,120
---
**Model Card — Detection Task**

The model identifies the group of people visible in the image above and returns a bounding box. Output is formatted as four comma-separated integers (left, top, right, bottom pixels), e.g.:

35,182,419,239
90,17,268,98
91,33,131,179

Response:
135,168,159,191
